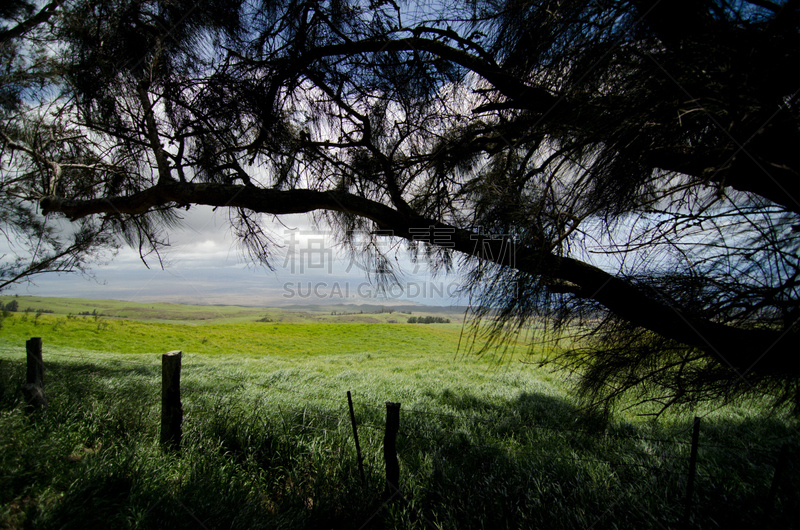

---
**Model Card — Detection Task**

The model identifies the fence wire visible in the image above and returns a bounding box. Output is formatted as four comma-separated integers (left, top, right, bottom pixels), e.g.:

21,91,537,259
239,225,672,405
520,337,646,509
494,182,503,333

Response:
2,345,792,484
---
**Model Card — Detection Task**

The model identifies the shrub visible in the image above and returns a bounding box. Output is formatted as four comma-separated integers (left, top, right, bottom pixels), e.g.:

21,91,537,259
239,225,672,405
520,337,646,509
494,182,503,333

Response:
408,316,451,324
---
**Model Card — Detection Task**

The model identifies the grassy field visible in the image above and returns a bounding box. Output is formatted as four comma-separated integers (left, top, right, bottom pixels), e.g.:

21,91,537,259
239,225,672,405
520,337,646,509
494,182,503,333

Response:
0,301,798,529
0,295,457,324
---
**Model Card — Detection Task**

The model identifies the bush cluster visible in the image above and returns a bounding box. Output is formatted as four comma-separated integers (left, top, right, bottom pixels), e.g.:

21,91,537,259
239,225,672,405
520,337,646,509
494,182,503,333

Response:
0,300,18,312
407,316,450,324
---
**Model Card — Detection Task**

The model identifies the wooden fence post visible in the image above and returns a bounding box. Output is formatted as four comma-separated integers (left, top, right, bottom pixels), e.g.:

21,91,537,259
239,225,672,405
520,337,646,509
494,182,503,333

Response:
383,401,401,500
22,337,46,411
765,444,788,515
347,391,366,486
682,416,701,528
160,351,183,450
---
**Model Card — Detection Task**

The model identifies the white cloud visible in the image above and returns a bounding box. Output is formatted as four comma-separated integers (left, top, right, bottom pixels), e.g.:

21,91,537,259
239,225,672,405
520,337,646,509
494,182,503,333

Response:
3,202,473,306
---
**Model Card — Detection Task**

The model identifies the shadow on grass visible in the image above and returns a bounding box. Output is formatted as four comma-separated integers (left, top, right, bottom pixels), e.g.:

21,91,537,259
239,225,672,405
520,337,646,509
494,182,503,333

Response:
405,387,799,529
1,358,798,529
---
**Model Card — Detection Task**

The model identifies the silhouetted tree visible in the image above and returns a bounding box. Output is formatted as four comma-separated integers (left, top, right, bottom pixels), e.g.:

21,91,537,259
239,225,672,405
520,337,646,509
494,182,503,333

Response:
4,0,799,413
0,0,116,290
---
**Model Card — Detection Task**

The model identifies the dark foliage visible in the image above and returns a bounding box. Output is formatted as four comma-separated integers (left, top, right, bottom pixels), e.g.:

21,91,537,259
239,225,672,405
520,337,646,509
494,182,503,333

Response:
3,0,799,413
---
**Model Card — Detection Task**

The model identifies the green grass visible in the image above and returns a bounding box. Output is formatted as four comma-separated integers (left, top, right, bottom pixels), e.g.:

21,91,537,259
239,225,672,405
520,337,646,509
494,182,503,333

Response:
0,311,798,529
0,294,269,323
0,312,466,358
0,295,457,325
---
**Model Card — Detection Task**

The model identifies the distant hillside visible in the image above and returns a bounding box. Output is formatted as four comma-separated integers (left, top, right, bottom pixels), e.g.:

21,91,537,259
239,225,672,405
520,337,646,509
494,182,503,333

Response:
0,295,468,324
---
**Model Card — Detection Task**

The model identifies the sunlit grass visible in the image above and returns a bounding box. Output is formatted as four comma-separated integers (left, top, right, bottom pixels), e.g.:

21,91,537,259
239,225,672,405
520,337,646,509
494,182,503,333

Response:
0,313,467,357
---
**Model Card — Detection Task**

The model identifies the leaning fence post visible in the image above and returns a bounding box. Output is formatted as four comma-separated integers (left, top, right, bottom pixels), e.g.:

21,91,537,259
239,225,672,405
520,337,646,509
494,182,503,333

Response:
347,391,367,486
22,337,46,411
383,401,401,500
682,416,701,527
160,351,183,450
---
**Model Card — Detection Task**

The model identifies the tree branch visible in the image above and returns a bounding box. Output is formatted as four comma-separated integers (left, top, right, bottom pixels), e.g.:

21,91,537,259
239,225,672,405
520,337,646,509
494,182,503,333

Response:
0,0,64,42
40,181,797,377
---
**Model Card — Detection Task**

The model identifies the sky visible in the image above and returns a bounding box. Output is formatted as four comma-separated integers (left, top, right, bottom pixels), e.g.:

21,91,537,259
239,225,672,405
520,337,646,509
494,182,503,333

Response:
3,205,473,308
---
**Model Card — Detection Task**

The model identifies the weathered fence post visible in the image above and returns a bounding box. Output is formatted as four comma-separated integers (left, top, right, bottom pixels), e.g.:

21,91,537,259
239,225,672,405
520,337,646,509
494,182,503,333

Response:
682,416,701,528
160,351,183,450
347,391,366,486
765,443,789,515
22,337,46,411
383,401,401,500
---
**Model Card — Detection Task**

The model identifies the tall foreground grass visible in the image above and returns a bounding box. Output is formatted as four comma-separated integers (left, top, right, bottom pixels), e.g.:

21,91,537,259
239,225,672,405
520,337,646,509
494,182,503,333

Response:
1,314,798,528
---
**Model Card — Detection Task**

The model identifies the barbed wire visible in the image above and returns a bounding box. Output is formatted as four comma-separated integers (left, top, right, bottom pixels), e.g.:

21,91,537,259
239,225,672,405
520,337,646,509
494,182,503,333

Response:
353,399,786,454
18,349,161,367
31,366,780,466
182,359,348,407
356,416,700,470
1,349,792,463
405,432,669,471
